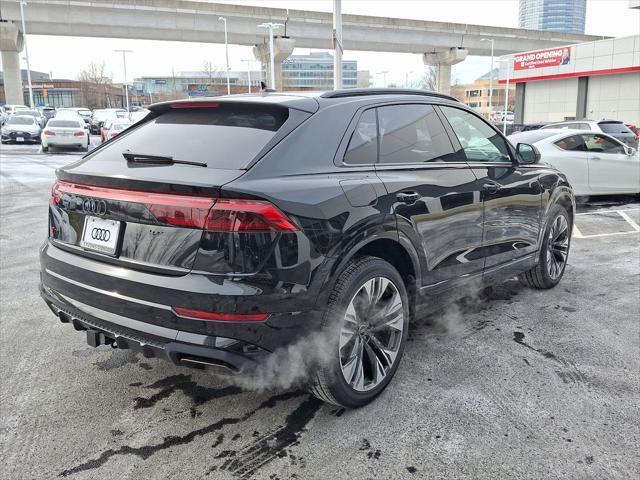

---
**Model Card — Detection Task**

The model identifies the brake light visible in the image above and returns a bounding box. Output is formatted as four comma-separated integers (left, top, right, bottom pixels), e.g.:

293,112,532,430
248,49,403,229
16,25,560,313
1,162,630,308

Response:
73,131,85,136
204,199,298,232
49,180,216,229
172,307,269,322
169,102,220,109
50,181,62,206
43,130,55,136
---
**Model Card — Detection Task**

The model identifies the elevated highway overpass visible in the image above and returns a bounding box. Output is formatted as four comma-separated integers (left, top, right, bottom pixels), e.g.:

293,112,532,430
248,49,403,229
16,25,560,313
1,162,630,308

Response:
1,0,604,102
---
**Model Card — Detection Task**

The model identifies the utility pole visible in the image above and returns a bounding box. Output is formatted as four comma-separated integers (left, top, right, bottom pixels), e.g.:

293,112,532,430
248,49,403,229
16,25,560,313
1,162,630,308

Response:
332,0,343,90
19,1,34,107
114,49,132,111
242,59,253,93
481,38,495,119
257,23,283,88
219,17,231,95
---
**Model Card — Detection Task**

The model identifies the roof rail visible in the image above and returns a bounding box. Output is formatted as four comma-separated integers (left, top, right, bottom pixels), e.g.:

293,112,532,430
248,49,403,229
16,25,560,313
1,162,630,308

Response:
320,88,459,102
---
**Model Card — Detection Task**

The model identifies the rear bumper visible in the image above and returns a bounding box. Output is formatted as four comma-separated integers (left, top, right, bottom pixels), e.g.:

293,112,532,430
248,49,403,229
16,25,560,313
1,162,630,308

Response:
40,241,325,372
41,283,270,374
42,135,87,147
1,132,40,142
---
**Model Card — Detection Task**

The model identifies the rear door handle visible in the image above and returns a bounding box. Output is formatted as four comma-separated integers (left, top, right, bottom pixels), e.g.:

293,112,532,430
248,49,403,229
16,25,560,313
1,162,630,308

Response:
591,156,601,161
396,191,420,204
483,182,502,194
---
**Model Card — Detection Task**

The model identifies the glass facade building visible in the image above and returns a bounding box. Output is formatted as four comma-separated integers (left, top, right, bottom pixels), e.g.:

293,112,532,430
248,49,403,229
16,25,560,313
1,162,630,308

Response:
519,0,586,34
282,52,357,89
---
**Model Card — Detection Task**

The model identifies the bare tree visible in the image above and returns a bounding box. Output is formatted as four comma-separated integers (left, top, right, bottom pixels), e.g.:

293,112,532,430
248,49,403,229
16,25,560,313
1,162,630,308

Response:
202,61,219,87
419,66,437,91
77,62,113,108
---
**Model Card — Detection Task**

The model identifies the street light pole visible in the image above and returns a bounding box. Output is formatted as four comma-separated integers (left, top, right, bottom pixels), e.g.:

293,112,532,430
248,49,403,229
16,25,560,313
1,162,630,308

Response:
258,23,283,89
333,0,343,90
502,57,512,135
19,1,34,108
219,17,231,95
241,59,253,93
481,38,494,120
377,71,389,87
114,49,132,111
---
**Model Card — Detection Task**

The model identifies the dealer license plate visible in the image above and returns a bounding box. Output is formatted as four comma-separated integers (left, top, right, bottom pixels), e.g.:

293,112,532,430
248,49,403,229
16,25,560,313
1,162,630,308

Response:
80,216,121,255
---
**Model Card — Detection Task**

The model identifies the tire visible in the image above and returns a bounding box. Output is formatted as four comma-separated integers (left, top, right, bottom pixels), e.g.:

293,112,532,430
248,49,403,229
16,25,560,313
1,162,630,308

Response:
309,256,410,408
42,145,48,152
520,204,571,289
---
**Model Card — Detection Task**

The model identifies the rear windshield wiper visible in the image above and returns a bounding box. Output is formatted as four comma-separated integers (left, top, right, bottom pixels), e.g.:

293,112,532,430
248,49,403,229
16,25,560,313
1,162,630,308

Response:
122,151,207,167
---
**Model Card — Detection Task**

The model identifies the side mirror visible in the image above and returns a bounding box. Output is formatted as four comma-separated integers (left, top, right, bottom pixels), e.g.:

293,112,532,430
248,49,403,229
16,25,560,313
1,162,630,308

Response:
625,146,636,156
516,143,540,164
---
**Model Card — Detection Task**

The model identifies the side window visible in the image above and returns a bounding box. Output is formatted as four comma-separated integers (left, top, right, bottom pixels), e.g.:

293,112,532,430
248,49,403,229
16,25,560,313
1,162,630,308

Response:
343,109,378,165
582,134,625,154
440,106,511,163
554,135,585,152
377,104,455,164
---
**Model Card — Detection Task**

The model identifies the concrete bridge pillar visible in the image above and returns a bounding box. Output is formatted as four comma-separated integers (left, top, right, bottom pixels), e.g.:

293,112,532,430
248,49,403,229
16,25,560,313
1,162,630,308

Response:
0,22,25,105
423,47,468,95
253,37,296,91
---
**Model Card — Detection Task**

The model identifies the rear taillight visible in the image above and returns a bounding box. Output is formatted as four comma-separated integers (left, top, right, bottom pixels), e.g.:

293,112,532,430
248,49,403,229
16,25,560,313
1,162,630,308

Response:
43,130,55,136
48,181,297,232
50,180,216,229
172,307,269,322
204,199,297,232
74,131,85,136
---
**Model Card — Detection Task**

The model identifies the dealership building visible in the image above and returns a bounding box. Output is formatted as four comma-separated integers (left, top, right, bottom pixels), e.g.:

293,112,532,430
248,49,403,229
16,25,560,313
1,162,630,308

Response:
500,34,640,125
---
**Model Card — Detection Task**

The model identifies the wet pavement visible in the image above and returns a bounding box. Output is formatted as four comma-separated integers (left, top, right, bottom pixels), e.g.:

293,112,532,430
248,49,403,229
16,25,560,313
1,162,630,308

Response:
1,148,639,479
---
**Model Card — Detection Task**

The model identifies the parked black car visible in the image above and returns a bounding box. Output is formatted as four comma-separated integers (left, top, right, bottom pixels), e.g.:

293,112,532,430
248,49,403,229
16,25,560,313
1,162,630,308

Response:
40,90,575,407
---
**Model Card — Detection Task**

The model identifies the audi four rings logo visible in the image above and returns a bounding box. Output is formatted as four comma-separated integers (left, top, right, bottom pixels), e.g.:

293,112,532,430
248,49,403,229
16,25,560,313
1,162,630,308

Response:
82,198,107,216
91,228,111,242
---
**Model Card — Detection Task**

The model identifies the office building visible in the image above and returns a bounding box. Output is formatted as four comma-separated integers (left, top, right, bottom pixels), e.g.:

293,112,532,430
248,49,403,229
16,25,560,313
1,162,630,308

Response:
519,0,587,34
282,52,357,90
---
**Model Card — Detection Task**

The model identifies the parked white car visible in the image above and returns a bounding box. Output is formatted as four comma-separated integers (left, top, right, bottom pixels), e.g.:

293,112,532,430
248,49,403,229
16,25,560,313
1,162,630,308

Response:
41,118,89,152
509,129,639,196
129,109,150,124
104,119,133,141
2,104,29,115
1,115,42,144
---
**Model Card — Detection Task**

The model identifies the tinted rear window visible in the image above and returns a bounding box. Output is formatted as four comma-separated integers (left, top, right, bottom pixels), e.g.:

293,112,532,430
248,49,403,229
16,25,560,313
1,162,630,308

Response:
48,120,82,128
89,104,289,169
8,116,35,125
599,122,632,134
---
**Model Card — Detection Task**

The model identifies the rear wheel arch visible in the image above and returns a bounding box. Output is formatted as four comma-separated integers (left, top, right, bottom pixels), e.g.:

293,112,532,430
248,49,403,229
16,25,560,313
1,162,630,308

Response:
321,235,420,317
554,193,575,226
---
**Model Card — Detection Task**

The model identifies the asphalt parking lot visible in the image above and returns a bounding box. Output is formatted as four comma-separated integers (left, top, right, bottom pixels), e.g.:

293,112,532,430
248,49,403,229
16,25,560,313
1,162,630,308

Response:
1,146,639,480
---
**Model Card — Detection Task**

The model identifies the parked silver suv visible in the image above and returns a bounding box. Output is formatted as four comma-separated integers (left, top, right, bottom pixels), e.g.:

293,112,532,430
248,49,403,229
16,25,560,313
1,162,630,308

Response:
541,120,638,149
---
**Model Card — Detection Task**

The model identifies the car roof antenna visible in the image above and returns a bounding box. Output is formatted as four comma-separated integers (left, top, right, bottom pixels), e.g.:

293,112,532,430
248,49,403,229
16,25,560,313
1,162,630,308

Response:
260,81,276,93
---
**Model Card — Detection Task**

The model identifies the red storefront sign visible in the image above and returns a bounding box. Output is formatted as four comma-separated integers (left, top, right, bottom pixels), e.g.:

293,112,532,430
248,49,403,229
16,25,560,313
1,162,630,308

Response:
514,47,572,70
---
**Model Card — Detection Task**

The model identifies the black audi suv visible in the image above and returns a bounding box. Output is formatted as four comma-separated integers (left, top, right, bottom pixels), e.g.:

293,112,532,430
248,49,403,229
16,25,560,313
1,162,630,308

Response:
40,89,575,408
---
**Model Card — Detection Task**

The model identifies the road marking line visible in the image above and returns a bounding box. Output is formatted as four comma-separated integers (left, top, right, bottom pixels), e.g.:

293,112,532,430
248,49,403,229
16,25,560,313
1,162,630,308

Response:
618,210,640,232
573,230,639,239
576,207,639,216
572,225,584,238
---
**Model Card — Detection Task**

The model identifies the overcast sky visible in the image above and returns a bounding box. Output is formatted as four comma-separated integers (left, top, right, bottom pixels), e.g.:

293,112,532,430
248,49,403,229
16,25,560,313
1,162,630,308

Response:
16,0,640,87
